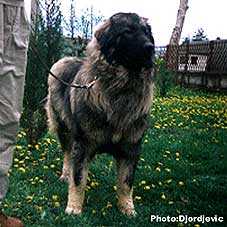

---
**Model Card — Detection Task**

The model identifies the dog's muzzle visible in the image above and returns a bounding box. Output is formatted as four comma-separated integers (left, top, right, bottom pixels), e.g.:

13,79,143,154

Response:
142,42,155,69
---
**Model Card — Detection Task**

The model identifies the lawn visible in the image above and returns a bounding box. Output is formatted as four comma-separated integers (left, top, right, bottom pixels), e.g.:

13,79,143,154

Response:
2,86,227,227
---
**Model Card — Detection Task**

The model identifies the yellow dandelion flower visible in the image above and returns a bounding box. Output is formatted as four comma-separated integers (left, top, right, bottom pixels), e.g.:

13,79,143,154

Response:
86,186,91,190
18,167,26,173
166,179,172,184
21,131,26,136
17,134,23,138
54,202,60,208
144,185,150,190
52,195,58,201
165,168,171,172
113,186,117,191
144,139,148,143
176,152,180,157
161,193,166,200
106,202,112,208
46,138,51,144
91,181,99,187
16,145,22,150
35,206,43,212
154,124,161,129
26,195,33,200
135,196,142,200
109,161,113,167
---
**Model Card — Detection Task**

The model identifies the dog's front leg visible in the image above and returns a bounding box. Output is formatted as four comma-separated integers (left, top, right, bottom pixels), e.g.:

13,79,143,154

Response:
65,142,88,215
116,143,141,216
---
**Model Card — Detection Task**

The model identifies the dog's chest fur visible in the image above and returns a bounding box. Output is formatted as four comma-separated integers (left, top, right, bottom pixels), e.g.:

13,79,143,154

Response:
75,64,154,145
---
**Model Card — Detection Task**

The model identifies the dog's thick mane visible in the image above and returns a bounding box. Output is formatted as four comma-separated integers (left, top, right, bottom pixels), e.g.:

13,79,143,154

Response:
78,30,154,132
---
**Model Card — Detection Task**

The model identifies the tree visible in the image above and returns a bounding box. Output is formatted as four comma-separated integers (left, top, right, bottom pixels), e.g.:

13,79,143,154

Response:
63,5,104,57
181,36,190,44
192,28,208,42
169,0,189,45
78,6,103,39
21,0,64,144
64,0,78,39
44,0,63,66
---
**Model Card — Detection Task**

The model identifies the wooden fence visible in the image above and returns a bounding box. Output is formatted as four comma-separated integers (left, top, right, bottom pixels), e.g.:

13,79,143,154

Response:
156,40,227,90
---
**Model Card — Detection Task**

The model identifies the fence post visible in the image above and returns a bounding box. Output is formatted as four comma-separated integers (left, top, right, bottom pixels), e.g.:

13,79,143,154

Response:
207,40,214,72
184,40,190,86
205,41,214,88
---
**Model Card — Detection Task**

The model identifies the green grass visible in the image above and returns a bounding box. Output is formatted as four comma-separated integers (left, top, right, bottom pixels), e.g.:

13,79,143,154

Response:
3,86,227,227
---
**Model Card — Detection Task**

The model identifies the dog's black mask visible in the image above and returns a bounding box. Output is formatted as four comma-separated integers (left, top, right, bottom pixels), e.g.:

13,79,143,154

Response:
96,13,155,72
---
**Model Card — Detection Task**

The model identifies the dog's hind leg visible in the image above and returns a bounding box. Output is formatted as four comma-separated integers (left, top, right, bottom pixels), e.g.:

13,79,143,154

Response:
46,101,71,181
116,143,141,216
56,124,72,182
65,141,88,215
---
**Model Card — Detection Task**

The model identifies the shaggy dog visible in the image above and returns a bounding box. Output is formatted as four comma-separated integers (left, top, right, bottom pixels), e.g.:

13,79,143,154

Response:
46,12,155,216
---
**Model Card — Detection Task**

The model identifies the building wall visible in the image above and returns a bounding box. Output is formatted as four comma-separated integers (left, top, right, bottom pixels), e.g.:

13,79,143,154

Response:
176,73,227,90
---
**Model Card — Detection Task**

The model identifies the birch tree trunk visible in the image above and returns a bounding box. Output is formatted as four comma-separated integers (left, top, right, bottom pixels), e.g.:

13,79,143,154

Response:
31,0,40,26
169,0,189,45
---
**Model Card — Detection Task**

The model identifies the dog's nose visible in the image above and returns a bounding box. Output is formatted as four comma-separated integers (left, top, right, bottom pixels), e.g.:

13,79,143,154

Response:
144,43,154,54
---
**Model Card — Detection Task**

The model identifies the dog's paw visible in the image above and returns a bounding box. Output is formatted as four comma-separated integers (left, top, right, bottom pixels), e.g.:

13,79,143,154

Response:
65,206,82,215
118,201,137,217
119,206,137,217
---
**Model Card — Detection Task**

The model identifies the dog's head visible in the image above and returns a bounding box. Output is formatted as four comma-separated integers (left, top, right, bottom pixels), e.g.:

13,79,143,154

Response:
95,12,155,71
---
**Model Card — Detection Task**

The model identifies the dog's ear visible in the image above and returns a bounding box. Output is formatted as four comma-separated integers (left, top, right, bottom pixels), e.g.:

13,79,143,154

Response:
94,20,111,41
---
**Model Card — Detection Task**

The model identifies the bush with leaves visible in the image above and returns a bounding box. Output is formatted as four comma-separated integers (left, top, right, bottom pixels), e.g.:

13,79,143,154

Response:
154,57,175,97
21,0,63,145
